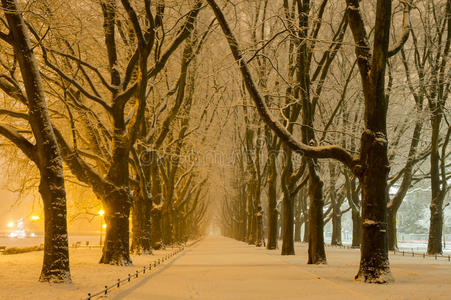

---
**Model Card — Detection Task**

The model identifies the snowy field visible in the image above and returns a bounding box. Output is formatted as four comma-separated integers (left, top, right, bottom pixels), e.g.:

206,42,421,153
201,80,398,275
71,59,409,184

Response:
0,235,102,248
0,245,182,299
1,236,450,299
323,238,451,255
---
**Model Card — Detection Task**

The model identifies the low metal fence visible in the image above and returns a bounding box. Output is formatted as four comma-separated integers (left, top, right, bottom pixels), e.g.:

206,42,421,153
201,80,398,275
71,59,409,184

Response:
83,237,203,300
326,243,451,262
84,246,184,300
392,248,451,261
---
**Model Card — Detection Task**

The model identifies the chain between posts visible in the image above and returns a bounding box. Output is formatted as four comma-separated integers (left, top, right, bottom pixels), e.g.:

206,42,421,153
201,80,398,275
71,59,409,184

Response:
325,243,451,262
84,246,185,300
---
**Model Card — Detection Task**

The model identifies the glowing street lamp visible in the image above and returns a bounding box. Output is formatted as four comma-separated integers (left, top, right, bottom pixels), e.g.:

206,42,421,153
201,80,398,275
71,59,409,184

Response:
31,215,40,221
7,221,14,228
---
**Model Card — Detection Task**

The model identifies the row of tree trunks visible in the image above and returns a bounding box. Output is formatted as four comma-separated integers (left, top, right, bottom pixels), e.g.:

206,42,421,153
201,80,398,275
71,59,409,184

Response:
207,0,403,283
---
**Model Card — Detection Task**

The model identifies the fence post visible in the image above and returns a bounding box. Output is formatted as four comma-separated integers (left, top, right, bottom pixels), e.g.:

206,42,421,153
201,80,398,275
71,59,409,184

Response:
104,286,108,295
117,279,120,287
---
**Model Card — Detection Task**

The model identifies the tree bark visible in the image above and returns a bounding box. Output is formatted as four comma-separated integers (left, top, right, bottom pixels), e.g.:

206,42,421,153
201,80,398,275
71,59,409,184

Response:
427,115,445,254
1,0,71,282
330,162,342,246
255,206,263,247
281,147,295,255
281,193,295,255
266,148,278,249
294,220,302,242
99,188,132,265
150,152,163,249
331,214,342,246
131,192,152,255
307,161,326,264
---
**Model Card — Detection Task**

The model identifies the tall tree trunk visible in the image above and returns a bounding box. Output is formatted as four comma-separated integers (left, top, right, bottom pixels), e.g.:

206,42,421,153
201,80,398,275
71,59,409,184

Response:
131,192,152,255
331,214,342,246
425,0,450,255
150,153,163,249
281,193,295,255
307,161,326,264
2,0,71,282
347,0,394,283
330,162,342,246
294,220,302,242
131,147,152,255
427,114,445,254
39,174,71,282
356,129,391,282
99,187,132,265
281,148,295,255
346,173,361,248
255,205,263,247
266,149,278,249
98,129,133,265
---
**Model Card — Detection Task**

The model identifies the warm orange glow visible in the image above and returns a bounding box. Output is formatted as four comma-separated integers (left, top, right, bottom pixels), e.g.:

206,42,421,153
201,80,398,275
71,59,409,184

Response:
98,209,105,216
31,215,40,220
102,224,107,229
7,221,14,228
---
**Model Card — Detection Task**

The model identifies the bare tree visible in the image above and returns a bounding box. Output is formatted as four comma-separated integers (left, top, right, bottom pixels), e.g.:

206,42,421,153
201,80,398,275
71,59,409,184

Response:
0,0,70,282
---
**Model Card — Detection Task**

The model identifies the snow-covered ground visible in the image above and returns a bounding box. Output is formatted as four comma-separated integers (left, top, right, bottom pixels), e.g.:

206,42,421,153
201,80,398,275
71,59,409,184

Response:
0,235,102,248
1,236,450,299
111,236,450,300
0,245,182,299
323,238,451,255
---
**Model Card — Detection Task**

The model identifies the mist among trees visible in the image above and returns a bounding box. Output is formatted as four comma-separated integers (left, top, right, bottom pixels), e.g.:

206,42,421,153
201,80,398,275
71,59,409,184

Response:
0,0,449,287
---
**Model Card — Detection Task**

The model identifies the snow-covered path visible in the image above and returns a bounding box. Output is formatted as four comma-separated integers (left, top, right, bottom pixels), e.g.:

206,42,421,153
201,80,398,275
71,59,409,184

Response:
113,236,451,300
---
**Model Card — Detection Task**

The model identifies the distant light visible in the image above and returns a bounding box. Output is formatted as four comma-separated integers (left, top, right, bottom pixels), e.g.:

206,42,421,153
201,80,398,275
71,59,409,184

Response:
30,233,36,237
102,224,107,229
31,215,40,220
98,210,105,216
7,221,14,228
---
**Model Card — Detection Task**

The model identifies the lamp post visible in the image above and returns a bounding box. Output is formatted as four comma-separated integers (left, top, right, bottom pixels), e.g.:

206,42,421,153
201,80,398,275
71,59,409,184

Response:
98,210,104,247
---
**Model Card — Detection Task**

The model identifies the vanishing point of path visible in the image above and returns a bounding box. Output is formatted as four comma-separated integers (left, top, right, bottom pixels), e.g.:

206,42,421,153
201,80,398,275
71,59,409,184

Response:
114,236,451,300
